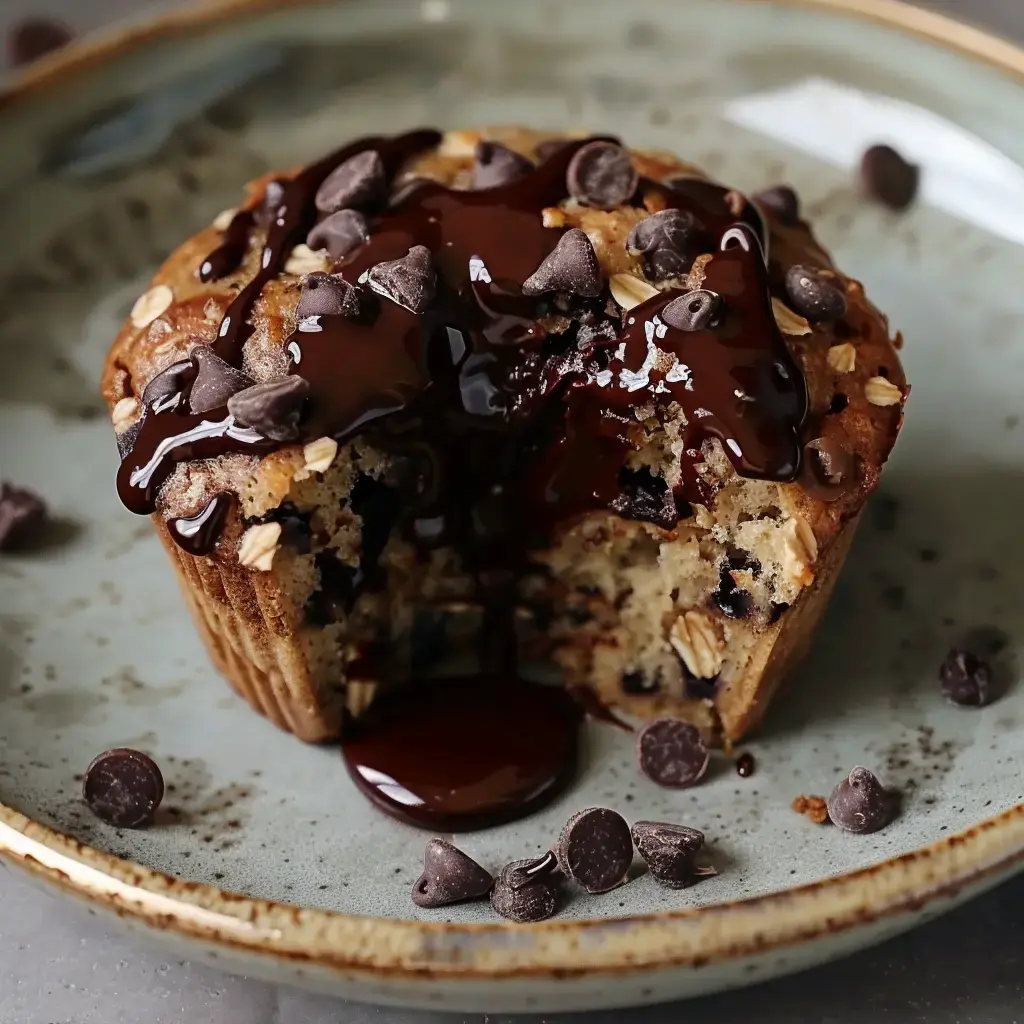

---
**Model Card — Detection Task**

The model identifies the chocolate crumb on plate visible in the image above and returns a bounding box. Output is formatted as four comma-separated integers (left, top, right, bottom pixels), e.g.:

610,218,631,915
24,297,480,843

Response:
827,766,894,834
557,807,633,893
939,647,993,707
791,794,830,824
860,144,920,210
82,748,164,828
630,820,717,889
636,718,710,788
411,838,493,908
0,482,48,552
490,855,563,922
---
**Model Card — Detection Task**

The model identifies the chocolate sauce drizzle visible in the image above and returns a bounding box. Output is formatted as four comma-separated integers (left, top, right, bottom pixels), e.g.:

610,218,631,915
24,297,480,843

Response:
116,129,810,828
168,493,231,555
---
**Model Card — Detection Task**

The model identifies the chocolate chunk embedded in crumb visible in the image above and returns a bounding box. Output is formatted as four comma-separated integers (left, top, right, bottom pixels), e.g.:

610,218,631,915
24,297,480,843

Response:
411,838,493,907
227,377,310,442
522,228,602,297
827,766,894,834
314,149,385,214
784,265,847,322
473,140,534,189
631,820,716,889
860,144,920,210
365,245,437,313
307,209,370,259
556,807,633,893
82,748,164,828
296,272,361,318
566,141,638,208
636,718,710,788
188,348,254,415
0,483,48,552
490,856,563,922
791,794,829,824
939,648,993,707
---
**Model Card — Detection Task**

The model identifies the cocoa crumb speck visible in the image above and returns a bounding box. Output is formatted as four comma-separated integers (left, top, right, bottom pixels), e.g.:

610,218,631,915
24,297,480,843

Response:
791,795,829,824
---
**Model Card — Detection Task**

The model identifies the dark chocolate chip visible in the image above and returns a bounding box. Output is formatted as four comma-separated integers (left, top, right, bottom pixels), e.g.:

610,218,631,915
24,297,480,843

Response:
411,838,494,908
142,359,194,410
784,265,847,322
307,209,370,259
622,670,661,695
827,766,893,834
0,483,48,552
522,228,602,297
566,141,638,209
636,718,710,788
753,185,800,226
939,648,993,707
296,272,361,318
557,807,633,893
82,748,164,828
188,347,254,415
802,436,856,501
490,856,563,922
611,465,678,530
315,150,385,214
473,140,534,189
860,144,920,211
8,18,73,66
256,180,286,227
661,289,721,332
227,376,310,442
630,820,716,889
365,245,437,313
626,208,697,281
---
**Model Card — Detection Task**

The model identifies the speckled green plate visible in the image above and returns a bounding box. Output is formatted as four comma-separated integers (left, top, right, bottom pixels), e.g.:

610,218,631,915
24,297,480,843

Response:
1,0,1022,1012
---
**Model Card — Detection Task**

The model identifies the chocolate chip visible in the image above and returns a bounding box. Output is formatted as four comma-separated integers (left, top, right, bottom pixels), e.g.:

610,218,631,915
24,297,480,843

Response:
535,137,569,162
307,209,370,259
490,856,563,922
188,348,254,415
622,670,661,695
8,18,73,66
661,289,721,332
365,245,437,313
802,436,856,501
566,141,638,209
827,766,893,834
82,748,164,828
522,228,602,297
784,265,847,322
142,359,193,410
0,483,48,552
939,648,993,707
473,141,534,189
630,820,716,889
860,144,920,210
612,465,678,530
227,376,310,442
315,150,385,214
626,209,697,281
296,272,361,318
256,180,286,226
557,807,633,893
753,185,800,226
636,718,710,788
411,838,494,908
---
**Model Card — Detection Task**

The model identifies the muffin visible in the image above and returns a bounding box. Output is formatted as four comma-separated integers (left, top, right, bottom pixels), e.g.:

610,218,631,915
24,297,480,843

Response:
102,126,906,745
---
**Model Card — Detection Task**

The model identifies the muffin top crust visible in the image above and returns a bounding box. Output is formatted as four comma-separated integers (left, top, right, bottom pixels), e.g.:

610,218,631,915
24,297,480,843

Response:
102,126,906,569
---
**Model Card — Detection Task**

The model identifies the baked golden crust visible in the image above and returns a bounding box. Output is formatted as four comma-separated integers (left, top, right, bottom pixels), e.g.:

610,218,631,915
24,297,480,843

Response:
102,126,906,744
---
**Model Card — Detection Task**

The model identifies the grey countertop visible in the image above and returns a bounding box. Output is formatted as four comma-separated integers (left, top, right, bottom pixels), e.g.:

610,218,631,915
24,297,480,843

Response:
2,1,1023,1022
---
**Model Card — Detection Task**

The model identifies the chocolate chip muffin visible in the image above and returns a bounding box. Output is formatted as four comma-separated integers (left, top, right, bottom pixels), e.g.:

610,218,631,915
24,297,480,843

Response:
102,127,906,745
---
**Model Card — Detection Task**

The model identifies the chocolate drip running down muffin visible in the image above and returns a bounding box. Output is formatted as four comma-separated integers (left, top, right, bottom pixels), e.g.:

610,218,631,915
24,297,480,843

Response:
103,127,906,828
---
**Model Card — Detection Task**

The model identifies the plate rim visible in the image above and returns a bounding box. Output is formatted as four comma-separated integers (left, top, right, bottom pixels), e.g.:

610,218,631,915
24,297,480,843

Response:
1,0,1023,985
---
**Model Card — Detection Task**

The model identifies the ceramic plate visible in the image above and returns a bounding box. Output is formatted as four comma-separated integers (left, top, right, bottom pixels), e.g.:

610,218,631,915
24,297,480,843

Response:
1,0,1023,1012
